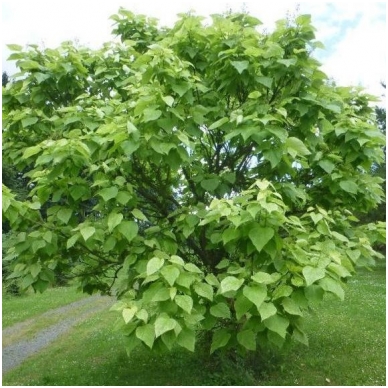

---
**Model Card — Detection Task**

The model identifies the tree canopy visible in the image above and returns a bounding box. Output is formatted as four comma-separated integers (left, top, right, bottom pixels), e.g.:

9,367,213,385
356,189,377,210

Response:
2,9,385,354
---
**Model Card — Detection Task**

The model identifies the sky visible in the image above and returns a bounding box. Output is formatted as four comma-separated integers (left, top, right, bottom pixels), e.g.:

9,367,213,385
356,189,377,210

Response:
1,1,386,101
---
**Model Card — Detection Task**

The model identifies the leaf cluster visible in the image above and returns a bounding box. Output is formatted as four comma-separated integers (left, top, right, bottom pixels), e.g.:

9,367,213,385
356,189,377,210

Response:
2,9,385,354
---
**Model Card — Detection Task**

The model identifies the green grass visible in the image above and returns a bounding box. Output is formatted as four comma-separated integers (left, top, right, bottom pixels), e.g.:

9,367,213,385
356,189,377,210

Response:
2,286,86,328
2,267,386,386
261,266,386,386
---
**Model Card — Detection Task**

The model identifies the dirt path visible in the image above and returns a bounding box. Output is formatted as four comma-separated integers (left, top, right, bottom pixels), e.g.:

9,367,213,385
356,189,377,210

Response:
2,295,113,373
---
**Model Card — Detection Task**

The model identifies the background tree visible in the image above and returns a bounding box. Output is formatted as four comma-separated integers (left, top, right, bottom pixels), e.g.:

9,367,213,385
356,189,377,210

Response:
2,71,9,86
2,9,385,354
359,83,386,250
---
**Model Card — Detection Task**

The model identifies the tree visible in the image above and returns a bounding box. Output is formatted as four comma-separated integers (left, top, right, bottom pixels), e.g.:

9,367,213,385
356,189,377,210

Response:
2,9,385,354
360,84,386,237
2,71,9,86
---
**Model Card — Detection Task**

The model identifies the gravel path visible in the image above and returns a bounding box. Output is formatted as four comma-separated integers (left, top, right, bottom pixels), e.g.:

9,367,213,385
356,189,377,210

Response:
2,295,113,373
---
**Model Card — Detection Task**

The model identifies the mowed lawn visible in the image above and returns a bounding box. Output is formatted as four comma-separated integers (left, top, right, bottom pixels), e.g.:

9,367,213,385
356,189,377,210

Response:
2,266,386,386
2,286,87,328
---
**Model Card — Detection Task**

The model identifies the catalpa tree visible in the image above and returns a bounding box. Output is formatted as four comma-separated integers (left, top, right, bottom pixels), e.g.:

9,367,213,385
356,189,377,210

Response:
2,9,385,354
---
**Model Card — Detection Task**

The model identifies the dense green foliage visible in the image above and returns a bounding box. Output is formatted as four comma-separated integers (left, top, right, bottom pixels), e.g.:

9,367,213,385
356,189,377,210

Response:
2,9,385,355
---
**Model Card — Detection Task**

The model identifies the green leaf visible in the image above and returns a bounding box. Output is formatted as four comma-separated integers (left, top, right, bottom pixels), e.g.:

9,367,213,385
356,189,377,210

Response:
318,159,335,174
264,314,289,338
98,186,118,202
154,314,177,337
132,208,148,221
80,226,95,241
117,221,138,243
57,208,72,224
143,108,162,122
150,141,176,155
210,329,231,353
135,309,149,323
223,172,236,184
201,178,220,192
175,295,193,314
263,149,283,168
222,228,240,245
107,212,123,233
28,201,41,210
267,126,288,141
176,273,196,289
194,283,214,301
30,263,42,278
237,330,256,351
302,266,325,286
205,273,219,287
216,259,230,270
339,180,358,194
285,137,311,157
346,249,361,263
248,91,262,99
184,263,202,273
257,76,273,88
69,185,88,201
324,103,341,113
169,255,185,266
210,302,231,318
21,117,38,128
177,328,195,352
127,121,138,133
162,95,174,107
230,60,249,74
263,43,284,58
317,220,331,235
43,231,53,243
117,191,132,205
7,44,23,51
310,212,323,225
319,277,344,300
259,302,277,320
296,14,312,25
209,117,229,130
33,279,49,293
243,284,267,309
66,234,79,249
147,257,165,276
22,145,41,159
32,240,45,253
282,298,303,316
121,141,140,156
161,265,180,286
251,272,275,285
171,82,190,97
136,324,155,348
277,58,297,67
248,225,274,252
234,294,253,319
122,306,138,324
331,231,349,242
219,276,244,294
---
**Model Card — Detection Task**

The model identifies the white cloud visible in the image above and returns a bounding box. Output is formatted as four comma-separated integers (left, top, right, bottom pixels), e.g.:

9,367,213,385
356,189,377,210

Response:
300,2,386,100
322,17,386,95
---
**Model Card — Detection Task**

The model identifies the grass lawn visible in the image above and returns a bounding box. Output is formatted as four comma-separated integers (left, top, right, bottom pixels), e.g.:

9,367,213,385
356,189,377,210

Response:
2,267,386,386
2,286,87,328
